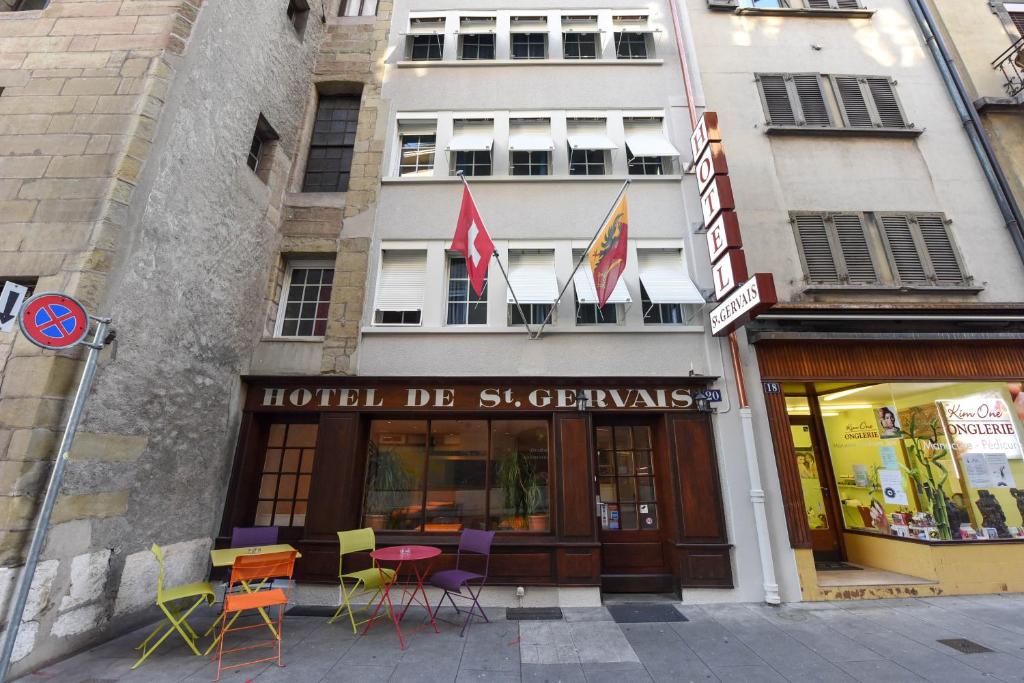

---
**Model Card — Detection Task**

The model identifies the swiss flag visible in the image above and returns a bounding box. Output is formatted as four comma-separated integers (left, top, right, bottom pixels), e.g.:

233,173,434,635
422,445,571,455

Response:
451,186,495,297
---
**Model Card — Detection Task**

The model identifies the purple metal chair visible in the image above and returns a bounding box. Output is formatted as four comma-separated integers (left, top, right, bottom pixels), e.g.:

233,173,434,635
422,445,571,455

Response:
230,526,279,548
430,529,495,637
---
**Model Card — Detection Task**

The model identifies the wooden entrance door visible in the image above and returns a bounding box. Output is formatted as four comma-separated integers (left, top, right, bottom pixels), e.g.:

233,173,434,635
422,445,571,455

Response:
789,417,842,559
594,420,673,593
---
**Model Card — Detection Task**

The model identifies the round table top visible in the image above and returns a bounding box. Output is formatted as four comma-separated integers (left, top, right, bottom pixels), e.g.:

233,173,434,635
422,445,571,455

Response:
371,545,441,562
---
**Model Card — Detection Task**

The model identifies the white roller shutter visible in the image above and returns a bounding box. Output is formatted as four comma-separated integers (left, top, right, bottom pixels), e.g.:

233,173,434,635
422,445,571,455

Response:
624,121,680,157
375,250,427,311
573,265,631,304
638,250,704,304
567,122,617,150
509,120,554,151
506,251,558,304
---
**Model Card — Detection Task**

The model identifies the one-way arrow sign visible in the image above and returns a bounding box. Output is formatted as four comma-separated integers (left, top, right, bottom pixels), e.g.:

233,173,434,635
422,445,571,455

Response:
0,282,28,333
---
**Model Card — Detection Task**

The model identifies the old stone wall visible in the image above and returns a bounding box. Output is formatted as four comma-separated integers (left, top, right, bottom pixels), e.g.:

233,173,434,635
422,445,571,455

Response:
0,0,328,673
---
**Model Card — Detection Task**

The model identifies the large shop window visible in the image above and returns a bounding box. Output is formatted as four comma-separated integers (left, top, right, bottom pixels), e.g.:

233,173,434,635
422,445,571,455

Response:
254,423,318,527
362,419,551,533
787,381,1024,542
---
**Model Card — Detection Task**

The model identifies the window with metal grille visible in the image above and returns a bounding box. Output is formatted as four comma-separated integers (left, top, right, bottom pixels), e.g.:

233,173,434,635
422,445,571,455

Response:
510,151,550,176
512,33,547,59
460,34,495,60
564,33,599,59
614,32,648,59
255,423,317,527
276,260,334,337
792,212,968,287
410,34,443,60
446,256,487,325
398,133,436,177
453,151,491,177
302,96,359,192
247,114,278,176
569,149,607,176
286,0,309,36
757,73,911,130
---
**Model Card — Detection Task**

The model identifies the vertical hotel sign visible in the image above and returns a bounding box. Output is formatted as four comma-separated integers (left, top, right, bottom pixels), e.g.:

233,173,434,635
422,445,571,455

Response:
690,113,777,336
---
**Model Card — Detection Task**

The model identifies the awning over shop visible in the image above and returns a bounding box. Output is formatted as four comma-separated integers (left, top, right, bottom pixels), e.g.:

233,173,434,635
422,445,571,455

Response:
638,250,705,304
506,251,559,304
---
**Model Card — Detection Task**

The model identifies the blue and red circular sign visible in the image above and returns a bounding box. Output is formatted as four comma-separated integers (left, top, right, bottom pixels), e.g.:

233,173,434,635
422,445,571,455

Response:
19,292,90,350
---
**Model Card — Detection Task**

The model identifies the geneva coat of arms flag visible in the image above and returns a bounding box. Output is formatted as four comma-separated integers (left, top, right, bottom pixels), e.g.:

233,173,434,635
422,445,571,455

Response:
451,185,495,296
587,193,629,308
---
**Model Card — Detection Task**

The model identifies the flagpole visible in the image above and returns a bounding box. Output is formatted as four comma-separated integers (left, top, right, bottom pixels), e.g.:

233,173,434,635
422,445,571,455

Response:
532,177,631,339
456,172,534,336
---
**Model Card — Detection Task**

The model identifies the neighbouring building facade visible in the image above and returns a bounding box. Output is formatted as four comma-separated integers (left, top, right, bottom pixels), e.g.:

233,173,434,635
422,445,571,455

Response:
2,0,1024,676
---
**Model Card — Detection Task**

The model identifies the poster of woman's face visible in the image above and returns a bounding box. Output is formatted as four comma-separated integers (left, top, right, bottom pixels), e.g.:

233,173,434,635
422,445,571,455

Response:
877,406,901,439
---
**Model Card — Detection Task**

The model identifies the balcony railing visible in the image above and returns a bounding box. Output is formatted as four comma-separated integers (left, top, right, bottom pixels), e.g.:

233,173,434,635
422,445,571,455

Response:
992,36,1024,98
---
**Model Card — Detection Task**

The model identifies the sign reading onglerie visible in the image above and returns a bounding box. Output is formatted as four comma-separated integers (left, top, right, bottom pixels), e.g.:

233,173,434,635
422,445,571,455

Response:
690,113,777,336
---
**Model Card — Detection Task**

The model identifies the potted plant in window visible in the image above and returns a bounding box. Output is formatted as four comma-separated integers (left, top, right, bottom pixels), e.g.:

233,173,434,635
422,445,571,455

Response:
496,448,546,531
364,448,411,530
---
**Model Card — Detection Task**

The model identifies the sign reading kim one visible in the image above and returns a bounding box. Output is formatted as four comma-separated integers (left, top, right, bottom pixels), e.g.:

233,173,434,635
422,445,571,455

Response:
249,382,701,412
691,112,776,336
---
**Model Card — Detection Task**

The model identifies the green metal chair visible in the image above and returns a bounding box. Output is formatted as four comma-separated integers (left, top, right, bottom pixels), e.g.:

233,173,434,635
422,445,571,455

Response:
131,543,216,669
327,528,396,633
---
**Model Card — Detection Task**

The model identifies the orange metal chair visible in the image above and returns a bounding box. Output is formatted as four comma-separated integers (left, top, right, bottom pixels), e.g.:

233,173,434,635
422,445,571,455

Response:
214,550,296,681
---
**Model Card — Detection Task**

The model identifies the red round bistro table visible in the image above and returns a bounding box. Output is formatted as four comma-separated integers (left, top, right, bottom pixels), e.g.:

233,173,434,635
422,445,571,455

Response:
364,545,442,649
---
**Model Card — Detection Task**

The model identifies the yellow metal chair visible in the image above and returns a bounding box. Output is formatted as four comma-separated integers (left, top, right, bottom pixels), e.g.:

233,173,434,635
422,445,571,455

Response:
327,528,396,633
131,543,216,669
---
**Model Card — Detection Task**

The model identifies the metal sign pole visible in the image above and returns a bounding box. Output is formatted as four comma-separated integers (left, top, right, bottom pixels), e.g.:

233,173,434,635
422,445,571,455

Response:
0,318,110,681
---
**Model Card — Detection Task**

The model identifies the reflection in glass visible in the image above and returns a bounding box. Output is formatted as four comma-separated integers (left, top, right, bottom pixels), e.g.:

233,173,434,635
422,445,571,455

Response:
426,420,488,531
491,420,550,531
364,420,425,530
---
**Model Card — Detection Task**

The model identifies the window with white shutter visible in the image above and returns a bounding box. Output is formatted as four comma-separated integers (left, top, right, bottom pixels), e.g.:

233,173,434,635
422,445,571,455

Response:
374,250,426,325
506,250,557,326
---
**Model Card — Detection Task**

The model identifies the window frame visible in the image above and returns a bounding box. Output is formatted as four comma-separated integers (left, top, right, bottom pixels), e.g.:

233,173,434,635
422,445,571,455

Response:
274,258,336,338
340,0,377,16
459,33,496,60
302,95,360,193
511,33,548,60
509,303,553,326
409,34,444,61
287,0,310,36
451,150,492,177
446,254,488,326
248,114,279,177
563,32,600,60
510,150,551,176
614,31,650,59
397,129,437,177
10,0,49,10
568,147,608,176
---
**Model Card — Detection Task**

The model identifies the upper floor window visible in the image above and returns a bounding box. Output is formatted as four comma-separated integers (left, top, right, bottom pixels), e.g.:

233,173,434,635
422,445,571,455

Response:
512,33,547,60
449,120,493,177
398,121,437,177
572,250,630,325
460,33,495,60
447,256,488,325
613,15,653,59
9,0,49,9
1009,4,1024,35
792,212,971,288
408,17,445,60
567,119,615,176
563,15,600,59
756,73,914,133
739,0,863,7
509,119,553,176
507,250,557,326
248,114,278,179
303,95,359,192
637,250,704,324
287,0,309,36
374,250,426,325
340,0,377,16
275,259,335,337
624,118,679,175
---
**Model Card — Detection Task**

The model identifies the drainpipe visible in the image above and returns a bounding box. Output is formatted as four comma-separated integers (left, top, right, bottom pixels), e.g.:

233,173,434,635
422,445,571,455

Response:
667,0,781,606
907,0,1024,263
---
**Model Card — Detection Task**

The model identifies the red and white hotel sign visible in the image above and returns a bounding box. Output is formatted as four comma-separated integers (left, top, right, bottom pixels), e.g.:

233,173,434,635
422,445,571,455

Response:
690,112,777,336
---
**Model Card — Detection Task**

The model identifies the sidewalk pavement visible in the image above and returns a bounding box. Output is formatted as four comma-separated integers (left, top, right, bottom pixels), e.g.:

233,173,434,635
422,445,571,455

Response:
15,594,1024,682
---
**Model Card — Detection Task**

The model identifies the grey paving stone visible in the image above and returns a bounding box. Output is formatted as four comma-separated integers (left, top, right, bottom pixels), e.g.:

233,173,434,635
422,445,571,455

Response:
834,659,926,683
462,619,520,672
580,661,652,683
521,663,587,682
563,607,613,623
567,621,639,664
320,662,397,682
711,664,787,683
389,659,460,683
740,605,880,663
455,670,522,683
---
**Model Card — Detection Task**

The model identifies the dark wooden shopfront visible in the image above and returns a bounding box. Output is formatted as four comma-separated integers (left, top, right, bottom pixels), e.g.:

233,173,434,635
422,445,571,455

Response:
219,378,734,593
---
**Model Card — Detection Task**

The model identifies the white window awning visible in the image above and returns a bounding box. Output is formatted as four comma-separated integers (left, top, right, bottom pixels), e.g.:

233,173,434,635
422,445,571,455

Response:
573,265,631,304
375,250,427,311
638,250,705,304
448,131,493,152
506,251,559,304
625,125,680,157
509,131,554,151
567,125,617,151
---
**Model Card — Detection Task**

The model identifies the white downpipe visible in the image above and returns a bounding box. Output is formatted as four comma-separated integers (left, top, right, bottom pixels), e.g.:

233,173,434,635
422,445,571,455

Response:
740,405,781,604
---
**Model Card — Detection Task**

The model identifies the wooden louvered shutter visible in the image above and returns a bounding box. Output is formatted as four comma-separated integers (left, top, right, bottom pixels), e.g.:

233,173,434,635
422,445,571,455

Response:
807,0,862,6
833,76,874,128
1011,12,1024,36
878,214,928,284
866,77,908,128
792,74,831,126
793,214,839,282
805,0,832,7
758,74,797,126
834,0,862,8
916,214,966,284
832,213,877,283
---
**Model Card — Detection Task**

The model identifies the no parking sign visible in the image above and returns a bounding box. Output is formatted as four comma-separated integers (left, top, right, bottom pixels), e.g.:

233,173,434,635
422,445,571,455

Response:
18,292,90,350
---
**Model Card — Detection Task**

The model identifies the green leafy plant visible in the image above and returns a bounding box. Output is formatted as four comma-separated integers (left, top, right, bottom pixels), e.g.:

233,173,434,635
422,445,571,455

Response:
496,448,542,525
899,412,953,541
365,448,412,528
